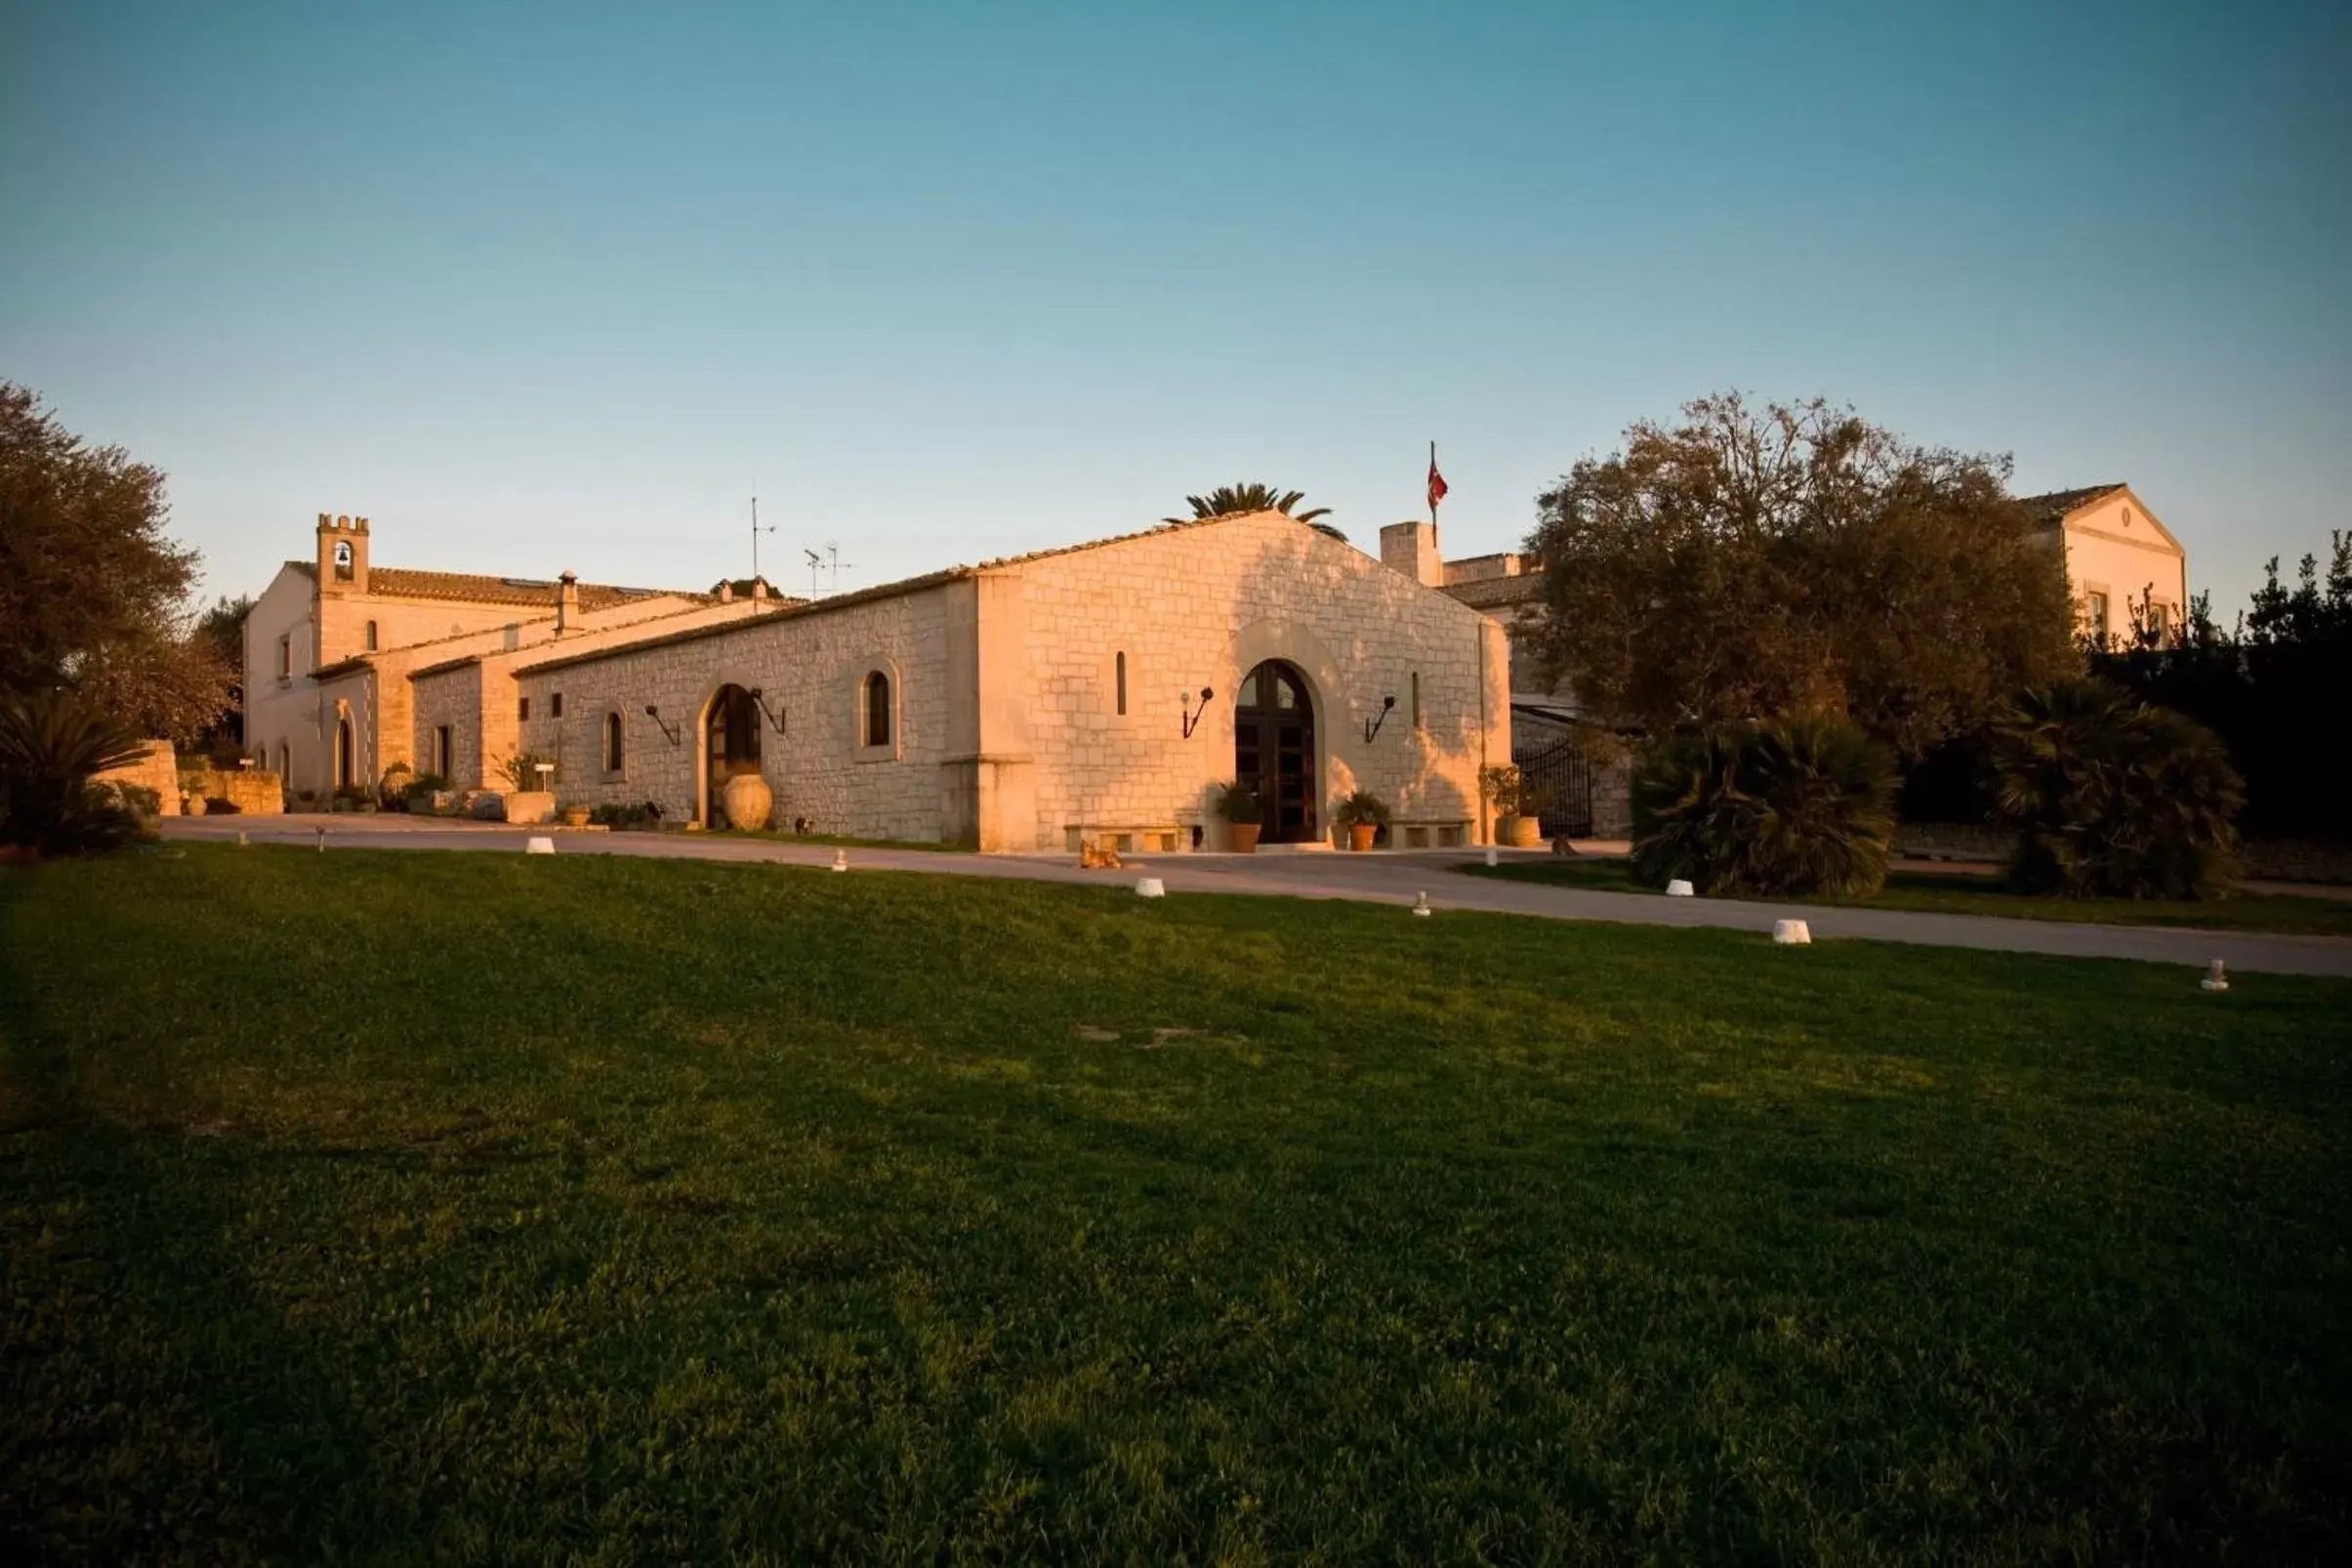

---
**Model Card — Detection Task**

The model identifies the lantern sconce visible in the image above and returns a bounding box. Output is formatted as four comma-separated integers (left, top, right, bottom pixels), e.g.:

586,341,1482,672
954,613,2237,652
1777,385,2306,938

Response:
1363,694,1396,744
1179,686,1215,739
643,704,682,747
748,686,786,735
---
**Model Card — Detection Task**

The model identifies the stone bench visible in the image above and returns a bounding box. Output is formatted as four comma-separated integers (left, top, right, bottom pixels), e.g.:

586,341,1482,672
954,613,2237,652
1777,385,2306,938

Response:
1063,822,1198,855
1384,818,1473,849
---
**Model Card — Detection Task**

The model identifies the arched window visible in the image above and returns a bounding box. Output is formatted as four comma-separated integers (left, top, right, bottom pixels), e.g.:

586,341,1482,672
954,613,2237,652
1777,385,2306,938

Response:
602,711,625,772
363,620,378,651
864,671,892,748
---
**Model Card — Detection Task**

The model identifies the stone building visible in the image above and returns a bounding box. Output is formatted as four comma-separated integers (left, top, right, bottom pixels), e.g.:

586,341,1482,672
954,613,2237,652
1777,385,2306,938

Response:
2019,484,2190,645
245,509,1513,849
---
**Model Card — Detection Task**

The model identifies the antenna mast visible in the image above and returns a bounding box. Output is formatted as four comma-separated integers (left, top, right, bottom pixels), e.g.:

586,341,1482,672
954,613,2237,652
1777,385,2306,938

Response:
749,490,775,582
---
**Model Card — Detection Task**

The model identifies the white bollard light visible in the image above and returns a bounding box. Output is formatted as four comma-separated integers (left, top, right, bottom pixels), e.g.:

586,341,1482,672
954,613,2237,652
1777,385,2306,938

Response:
315,825,327,852
832,848,848,872
2201,959,2229,993
1413,890,1432,917
237,830,248,846
525,836,556,855
1772,919,1810,944
1135,877,1166,898
1484,846,1499,867
1666,879,1694,897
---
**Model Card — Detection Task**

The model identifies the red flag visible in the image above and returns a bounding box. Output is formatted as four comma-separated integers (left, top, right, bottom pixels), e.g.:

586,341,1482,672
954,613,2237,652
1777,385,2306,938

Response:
1426,445,1449,514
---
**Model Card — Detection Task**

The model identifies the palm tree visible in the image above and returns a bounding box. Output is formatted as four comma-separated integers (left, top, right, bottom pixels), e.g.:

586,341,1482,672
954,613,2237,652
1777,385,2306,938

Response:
1167,484,1334,528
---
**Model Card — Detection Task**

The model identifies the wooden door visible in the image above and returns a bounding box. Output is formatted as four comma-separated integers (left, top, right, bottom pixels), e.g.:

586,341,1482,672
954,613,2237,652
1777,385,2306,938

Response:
1234,661,1316,844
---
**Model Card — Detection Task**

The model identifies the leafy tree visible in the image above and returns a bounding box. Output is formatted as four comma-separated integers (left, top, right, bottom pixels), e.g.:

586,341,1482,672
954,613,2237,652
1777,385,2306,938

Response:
186,594,253,761
1524,392,2079,759
0,383,229,742
1630,711,1895,897
2246,531,2352,646
1992,678,2241,899
1168,484,1334,528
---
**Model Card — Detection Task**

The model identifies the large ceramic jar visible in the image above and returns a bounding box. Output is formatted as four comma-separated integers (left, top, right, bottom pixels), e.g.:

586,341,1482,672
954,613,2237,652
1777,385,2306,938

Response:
1498,813,1544,848
722,772,773,832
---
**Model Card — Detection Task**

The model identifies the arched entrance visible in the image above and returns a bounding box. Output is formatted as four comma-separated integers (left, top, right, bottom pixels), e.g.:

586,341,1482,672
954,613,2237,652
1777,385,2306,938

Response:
334,715,353,794
702,683,763,825
1235,659,1317,843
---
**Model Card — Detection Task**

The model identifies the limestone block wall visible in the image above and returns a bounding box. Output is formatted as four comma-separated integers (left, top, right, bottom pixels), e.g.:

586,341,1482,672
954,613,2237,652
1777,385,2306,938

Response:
411,665,487,788
1009,513,1511,848
92,740,181,815
243,567,324,797
514,583,961,840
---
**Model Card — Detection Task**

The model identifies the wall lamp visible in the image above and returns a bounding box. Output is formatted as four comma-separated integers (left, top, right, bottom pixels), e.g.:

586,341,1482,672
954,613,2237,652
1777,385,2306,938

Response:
1363,694,1396,744
1179,686,1215,739
748,686,787,735
643,704,682,746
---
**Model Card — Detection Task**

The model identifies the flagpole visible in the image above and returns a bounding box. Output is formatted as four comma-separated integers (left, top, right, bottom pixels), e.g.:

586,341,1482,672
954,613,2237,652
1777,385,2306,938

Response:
1428,441,1437,531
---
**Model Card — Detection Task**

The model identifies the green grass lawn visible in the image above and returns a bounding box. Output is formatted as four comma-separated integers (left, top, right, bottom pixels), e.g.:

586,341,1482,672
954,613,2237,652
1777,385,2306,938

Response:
4,846,2348,1564
1460,856,2352,937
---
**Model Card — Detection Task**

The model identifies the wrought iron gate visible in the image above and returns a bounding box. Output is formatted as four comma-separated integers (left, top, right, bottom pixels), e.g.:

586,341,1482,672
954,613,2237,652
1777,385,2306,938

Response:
1516,731,1594,838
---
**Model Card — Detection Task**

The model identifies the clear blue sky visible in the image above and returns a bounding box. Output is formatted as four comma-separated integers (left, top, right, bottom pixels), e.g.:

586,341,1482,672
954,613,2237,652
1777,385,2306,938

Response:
4,0,2346,618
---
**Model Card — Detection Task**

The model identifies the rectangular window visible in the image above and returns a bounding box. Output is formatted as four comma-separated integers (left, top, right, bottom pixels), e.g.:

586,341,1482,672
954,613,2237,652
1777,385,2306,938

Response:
2085,592,2109,641
434,725,452,777
276,636,291,679
1411,672,1422,729
2148,602,2169,640
1115,651,1127,716
552,692,563,719
519,696,530,722
364,620,378,652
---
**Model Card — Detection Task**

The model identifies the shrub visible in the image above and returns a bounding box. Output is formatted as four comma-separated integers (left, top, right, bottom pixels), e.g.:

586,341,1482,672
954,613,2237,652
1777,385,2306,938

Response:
499,753,556,793
1992,678,2242,899
1479,764,1524,816
204,797,241,816
1214,781,1262,825
0,689,150,857
1631,712,1896,897
1334,790,1390,829
590,801,663,830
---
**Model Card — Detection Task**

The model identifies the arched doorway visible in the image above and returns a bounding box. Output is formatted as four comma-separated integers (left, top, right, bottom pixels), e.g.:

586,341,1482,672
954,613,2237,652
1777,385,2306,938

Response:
334,715,353,794
703,683,763,825
1235,659,1317,843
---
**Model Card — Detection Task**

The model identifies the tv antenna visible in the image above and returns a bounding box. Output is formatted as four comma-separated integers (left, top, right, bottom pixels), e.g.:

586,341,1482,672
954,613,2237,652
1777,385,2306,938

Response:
804,548,823,598
749,490,774,582
824,541,856,594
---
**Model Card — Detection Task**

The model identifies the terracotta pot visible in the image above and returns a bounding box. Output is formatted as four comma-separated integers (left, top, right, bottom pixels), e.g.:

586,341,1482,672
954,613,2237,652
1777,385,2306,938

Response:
561,805,592,827
1499,813,1543,848
1228,821,1260,853
721,772,773,832
1348,823,1378,852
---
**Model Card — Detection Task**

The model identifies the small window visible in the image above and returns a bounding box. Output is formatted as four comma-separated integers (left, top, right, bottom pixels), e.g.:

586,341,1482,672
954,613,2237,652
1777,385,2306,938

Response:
2086,592,2110,640
434,725,452,777
2148,602,2169,640
1115,651,1128,716
864,671,891,748
276,636,291,679
603,712,625,772
363,620,378,651
552,692,564,719
1411,672,1422,729
519,696,530,722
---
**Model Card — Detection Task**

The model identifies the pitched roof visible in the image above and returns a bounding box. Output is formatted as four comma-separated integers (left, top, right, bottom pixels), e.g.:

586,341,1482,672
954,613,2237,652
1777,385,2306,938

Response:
364,567,687,609
519,511,1365,677
2018,484,2127,527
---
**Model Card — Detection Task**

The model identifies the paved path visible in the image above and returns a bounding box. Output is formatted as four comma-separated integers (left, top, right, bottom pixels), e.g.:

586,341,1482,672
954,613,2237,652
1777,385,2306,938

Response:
162,815,2352,979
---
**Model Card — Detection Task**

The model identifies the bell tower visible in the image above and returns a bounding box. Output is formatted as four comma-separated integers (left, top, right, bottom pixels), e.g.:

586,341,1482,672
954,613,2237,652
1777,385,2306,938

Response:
315,513,371,596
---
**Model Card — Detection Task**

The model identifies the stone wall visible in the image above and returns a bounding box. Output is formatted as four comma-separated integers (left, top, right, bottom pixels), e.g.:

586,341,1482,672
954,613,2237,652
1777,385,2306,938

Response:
412,664,487,789
1010,513,1510,849
514,582,960,840
92,740,181,815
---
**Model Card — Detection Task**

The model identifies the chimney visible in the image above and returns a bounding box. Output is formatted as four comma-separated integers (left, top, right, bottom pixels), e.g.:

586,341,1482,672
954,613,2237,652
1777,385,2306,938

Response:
557,570,580,634
1379,520,1443,589
718,581,734,603
751,578,767,601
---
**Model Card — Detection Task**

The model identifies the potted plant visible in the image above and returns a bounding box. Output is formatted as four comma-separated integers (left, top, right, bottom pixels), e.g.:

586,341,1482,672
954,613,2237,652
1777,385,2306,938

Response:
1335,789,1389,851
1215,781,1263,852
1481,763,1543,848
560,802,593,828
